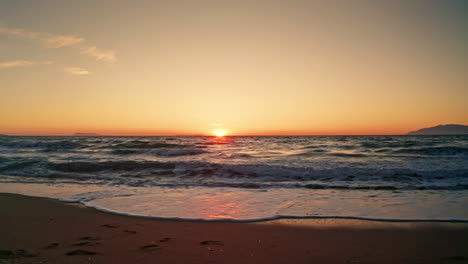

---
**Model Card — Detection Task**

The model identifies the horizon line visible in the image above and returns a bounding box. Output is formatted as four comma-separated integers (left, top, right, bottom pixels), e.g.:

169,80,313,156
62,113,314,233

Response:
0,134,452,137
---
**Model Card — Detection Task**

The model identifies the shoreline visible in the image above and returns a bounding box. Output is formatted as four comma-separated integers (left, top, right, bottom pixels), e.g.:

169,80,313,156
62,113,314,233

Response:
1,193,467,263
6,190,468,224
1,180,467,223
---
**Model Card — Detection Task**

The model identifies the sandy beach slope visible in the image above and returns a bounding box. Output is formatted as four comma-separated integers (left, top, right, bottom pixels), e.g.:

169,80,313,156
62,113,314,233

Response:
0,193,467,264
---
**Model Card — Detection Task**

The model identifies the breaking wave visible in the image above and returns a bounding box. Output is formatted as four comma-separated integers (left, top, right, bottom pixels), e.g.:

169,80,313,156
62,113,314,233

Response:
0,135,467,190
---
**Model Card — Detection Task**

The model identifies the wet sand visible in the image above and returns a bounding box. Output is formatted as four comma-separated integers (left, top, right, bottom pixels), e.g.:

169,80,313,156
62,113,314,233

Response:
0,193,467,264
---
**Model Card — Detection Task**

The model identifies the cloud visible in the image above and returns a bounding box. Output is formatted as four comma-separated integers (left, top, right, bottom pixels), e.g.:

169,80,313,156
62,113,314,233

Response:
64,67,90,75
0,60,52,69
81,46,116,63
0,60,33,69
0,26,39,39
0,25,115,62
44,35,85,48
0,26,83,48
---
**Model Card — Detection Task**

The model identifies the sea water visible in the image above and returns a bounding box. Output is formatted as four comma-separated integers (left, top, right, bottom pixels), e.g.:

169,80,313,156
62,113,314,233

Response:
0,135,467,221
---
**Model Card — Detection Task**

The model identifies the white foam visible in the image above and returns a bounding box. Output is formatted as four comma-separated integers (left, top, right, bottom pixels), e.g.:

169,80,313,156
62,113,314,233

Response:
1,180,467,222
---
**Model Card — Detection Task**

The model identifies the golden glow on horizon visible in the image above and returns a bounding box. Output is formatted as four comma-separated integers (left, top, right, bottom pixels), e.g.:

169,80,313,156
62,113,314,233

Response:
213,129,227,137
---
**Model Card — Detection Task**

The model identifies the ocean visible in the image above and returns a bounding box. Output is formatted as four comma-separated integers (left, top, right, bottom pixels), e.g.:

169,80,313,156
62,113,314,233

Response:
0,135,467,221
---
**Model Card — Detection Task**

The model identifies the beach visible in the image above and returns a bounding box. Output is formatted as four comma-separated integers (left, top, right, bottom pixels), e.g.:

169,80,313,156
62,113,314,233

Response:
2,0,467,262
1,193,467,264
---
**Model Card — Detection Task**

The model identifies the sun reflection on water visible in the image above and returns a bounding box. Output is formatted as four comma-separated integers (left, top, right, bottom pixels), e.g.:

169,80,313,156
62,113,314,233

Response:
193,194,243,219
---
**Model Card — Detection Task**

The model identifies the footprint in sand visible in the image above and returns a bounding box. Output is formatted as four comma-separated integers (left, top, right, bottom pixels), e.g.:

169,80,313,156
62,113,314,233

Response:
15,249,39,258
0,250,15,259
159,237,171,242
72,241,100,247
44,243,59,249
200,240,224,246
79,236,101,241
0,249,39,259
101,224,118,228
140,244,160,250
65,250,99,256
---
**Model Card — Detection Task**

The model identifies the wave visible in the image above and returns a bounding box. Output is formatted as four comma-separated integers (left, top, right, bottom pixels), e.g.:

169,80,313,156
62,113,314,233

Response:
110,149,143,155
360,141,422,148
198,142,230,145
148,148,207,157
294,150,368,157
1,157,465,182
47,161,175,173
110,148,207,156
226,153,254,158
303,145,325,149
328,152,368,157
0,140,83,150
0,159,43,172
113,140,187,149
299,183,468,191
299,142,468,157
295,146,468,158
1,136,467,190
2,174,467,191
392,146,468,156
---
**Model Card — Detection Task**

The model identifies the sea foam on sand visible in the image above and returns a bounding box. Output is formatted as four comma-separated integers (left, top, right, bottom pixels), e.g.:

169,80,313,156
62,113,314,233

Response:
0,180,467,222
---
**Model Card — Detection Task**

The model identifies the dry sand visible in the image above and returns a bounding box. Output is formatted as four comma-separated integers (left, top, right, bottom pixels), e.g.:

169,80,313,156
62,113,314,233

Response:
0,193,467,264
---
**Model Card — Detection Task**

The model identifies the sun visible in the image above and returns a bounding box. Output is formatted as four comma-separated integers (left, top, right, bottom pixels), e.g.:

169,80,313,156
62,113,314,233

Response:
212,128,227,137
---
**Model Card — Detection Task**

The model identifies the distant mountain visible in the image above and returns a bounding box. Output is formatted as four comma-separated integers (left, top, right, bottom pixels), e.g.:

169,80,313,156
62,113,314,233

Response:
0,134,8,136
73,133,102,136
407,124,468,135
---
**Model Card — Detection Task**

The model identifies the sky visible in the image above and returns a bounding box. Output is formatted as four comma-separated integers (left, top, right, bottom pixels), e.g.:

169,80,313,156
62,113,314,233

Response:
0,0,467,136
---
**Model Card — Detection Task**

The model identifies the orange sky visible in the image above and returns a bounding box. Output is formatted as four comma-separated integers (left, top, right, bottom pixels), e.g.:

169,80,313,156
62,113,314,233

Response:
0,1,467,136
